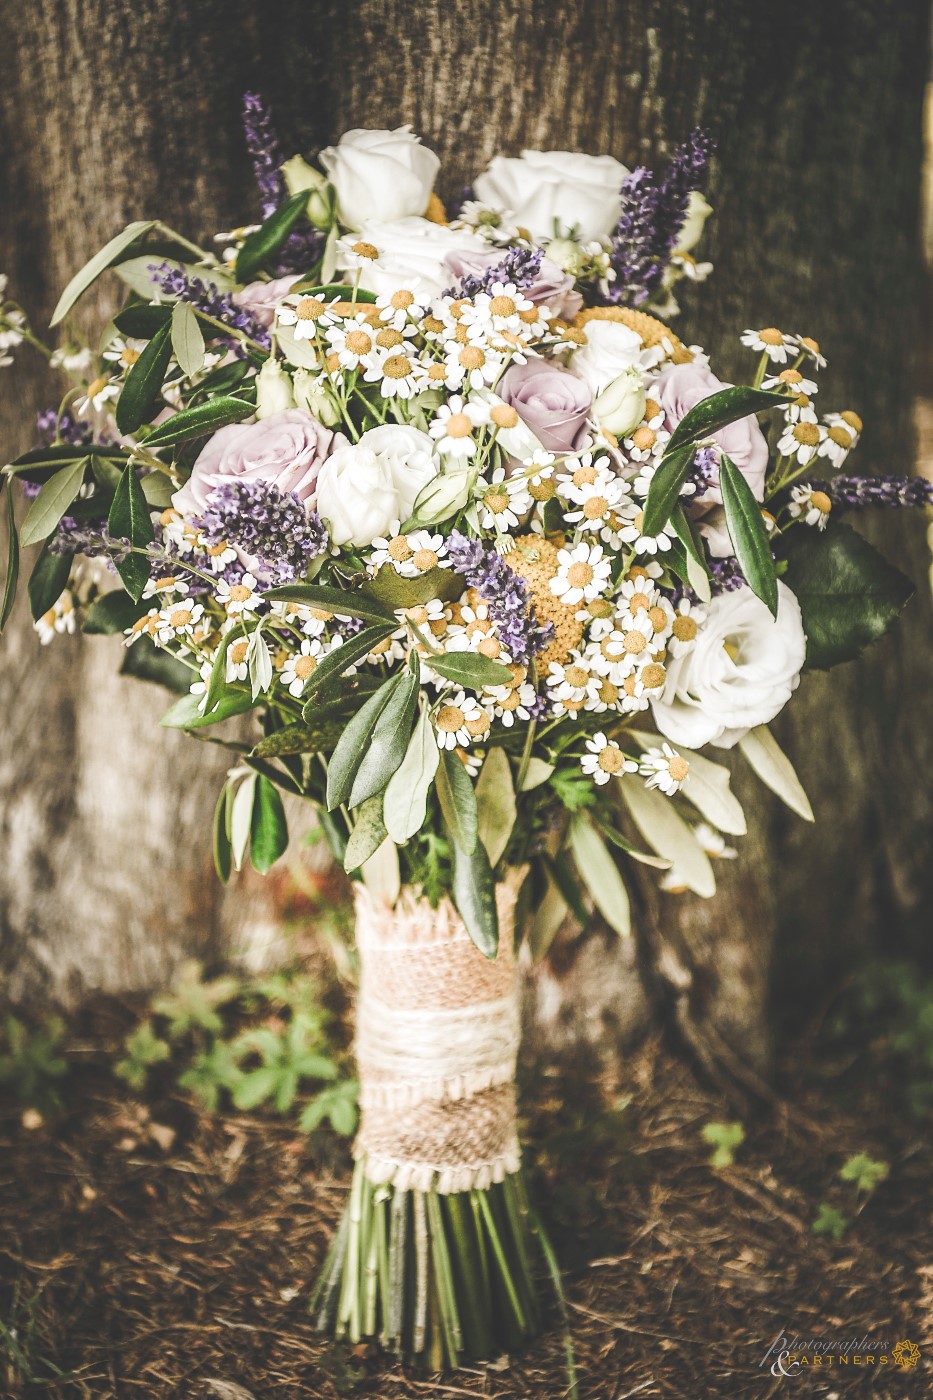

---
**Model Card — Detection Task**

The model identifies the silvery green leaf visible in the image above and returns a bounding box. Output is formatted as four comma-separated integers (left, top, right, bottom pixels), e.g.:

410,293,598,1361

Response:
739,725,814,821
568,816,630,937
360,836,400,903
321,222,339,283
230,772,257,872
519,757,554,792
475,747,516,867
618,778,716,897
383,706,440,844
19,457,88,546
343,794,388,872
51,220,156,325
528,872,568,962
171,300,205,378
275,321,319,369
248,628,273,700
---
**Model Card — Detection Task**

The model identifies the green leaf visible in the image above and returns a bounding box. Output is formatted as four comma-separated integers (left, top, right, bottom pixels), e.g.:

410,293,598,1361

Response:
430,651,514,689
363,564,462,609
436,746,478,854
19,457,89,547
670,504,712,602
839,1152,889,1194
83,591,149,635
108,465,154,600
811,1203,848,1241
1,481,19,633
252,722,318,758
120,638,192,692
348,660,420,808
140,473,175,509
171,300,205,378
451,837,499,959
550,855,590,926
738,725,814,821
519,756,555,792
640,444,698,538
475,747,516,867
50,219,157,325
666,385,786,455
262,582,398,626
617,778,715,897
28,543,73,621
202,625,243,718
343,794,389,872
250,774,289,873
113,303,174,339
719,453,778,615
213,783,233,884
144,396,255,448
160,688,256,728
325,675,399,809
591,814,672,869
701,1120,745,1170
115,321,173,434
235,190,312,283
781,520,914,669
232,1065,280,1110
298,283,377,303
568,816,630,937
383,705,440,843
300,624,396,708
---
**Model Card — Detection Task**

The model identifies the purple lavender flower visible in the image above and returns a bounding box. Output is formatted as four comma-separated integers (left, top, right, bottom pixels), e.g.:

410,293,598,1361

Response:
36,407,92,448
818,474,933,510
195,478,327,586
606,129,714,307
48,520,129,561
450,246,545,298
149,262,271,349
446,529,553,667
240,92,324,276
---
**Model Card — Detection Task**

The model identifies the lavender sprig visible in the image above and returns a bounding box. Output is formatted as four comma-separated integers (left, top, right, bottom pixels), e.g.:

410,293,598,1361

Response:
607,129,714,306
240,92,324,276
37,407,92,448
446,530,553,667
818,475,933,510
450,247,544,298
195,479,327,586
148,262,270,349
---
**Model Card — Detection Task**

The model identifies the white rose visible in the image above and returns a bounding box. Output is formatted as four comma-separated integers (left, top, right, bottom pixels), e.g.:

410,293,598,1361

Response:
320,126,440,231
594,368,646,438
570,319,651,395
474,149,629,243
315,438,400,547
336,218,486,298
650,582,807,750
675,190,713,255
255,358,295,419
359,424,438,518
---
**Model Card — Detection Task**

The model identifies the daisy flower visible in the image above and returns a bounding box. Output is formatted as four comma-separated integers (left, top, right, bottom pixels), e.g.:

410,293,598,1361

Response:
433,689,486,749
226,636,251,683
623,422,670,464
763,367,819,398
215,572,261,617
74,374,119,416
362,345,426,399
640,743,690,796
667,598,706,656
325,316,378,370
477,467,531,533
546,654,602,709
443,339,505,392
788,484,832,530
740,327,797,364
617,509,676,555
157,509,198,556
777,419,826,466
376,287,430,330
580,732,638,785
550,541,612,606
276,293,337,340
154,600,205,646
818,411,862,468
564,473,628,532
34,590,77,645
485,680,537,728
795,335,827,369
429,395,488,460
123,609,160,647
280,638,324,697
590,614,660,679
142,573,189,603
102,336,146,371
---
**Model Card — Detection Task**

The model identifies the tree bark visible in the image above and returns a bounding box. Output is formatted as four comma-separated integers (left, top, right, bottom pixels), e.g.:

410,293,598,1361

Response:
2,1,930,1080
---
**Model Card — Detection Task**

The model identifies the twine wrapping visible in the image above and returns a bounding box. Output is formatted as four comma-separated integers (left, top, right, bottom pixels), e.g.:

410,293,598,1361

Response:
353,870,524,1194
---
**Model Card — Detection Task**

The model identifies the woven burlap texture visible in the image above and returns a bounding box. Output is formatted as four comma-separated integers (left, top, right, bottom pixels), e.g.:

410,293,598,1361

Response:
353,870,524,1194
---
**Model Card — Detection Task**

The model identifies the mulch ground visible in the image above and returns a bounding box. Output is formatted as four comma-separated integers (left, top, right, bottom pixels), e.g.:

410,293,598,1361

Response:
1,991,931,1400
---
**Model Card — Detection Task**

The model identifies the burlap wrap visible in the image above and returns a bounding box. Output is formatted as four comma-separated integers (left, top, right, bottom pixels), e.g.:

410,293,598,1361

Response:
353,871,524,1193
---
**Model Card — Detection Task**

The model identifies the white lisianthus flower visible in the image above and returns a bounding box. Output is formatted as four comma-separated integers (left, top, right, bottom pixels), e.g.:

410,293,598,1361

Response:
320,127,440,230
674,191,713,255
255,358,296,419
570,319,653,395
650,582,807,750
336,218,486,298
473,149,629,243
594,368,647,438
315,437,401,548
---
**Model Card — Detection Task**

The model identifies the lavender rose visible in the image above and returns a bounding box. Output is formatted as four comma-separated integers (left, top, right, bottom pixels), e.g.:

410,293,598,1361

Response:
443,249,583,319
232,274,302,330
172,409,333,517
652,362,769,501
496,360,592,455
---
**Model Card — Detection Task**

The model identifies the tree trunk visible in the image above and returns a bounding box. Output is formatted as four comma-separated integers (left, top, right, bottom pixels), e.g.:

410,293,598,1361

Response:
2,1,930,1081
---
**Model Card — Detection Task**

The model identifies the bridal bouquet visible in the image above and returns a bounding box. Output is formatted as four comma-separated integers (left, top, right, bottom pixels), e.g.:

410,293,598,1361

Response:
2,98,928,1370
